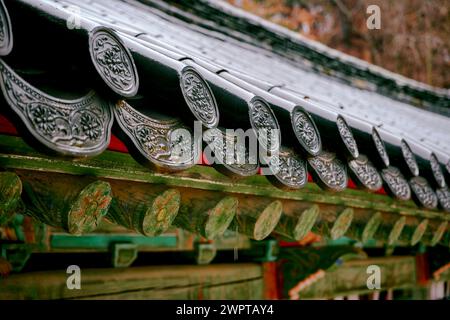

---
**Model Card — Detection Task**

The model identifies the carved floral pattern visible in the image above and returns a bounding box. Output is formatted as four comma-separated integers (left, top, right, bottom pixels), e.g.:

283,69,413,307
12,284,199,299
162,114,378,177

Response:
348,155,382,191
308,152,347,190
0,59,113,156
249,99,280,153
400,140,419,176
0,13,4,43
180,68,218,128
409,176,438,209
90,29,138,97
115,101,197,170
0,1,12,56
292,110,321,155
29,104,57,136
336,116,358,158
430,153,446,188
270,148,307,189
381,166,411,200
436,188,450,212
372,128,390,167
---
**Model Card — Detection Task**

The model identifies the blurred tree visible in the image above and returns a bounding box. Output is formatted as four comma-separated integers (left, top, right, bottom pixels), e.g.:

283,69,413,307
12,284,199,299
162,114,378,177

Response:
228,0,450,88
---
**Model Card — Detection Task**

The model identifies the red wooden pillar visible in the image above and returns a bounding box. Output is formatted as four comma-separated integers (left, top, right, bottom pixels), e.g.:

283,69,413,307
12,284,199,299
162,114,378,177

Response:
416,253,430,286
263,262,280,299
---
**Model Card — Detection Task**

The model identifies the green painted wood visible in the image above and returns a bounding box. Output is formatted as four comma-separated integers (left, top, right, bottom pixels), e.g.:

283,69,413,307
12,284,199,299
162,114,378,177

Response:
274,204,319,240
312,206,354,240
396,218,430,247
292,256,417,299
387,216,407,246
0,171,22,225
19,171,112,235
431,221,448,246
410,219,429,246
0,263,264,299
361,212,383,243
330,208,354,240
415,219,447,247
174,192,238,239
50,233,178,250
107,179,181,236
230,197,283,240
0,135,448,221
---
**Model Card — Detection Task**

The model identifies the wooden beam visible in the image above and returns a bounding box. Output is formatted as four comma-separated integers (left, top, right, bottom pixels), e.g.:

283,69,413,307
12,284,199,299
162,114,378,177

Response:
393,217,434,247
421,220,448,247
373,213,406,247
0,171,22,225
291,256,417,299
274,203,319,240
106,179,180,236
313,207,354,240
1,135,448,222
230,197,282,240
173,191,238,239
345,211,383,243
18,170,112,235
0,264,264,299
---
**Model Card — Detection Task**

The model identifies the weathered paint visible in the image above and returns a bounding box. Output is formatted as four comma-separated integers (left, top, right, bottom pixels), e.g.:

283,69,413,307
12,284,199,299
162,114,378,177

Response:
431,221,448,246
411,219,428,246
0,135,447,221
0,171,22,225
361,212,382,243
330,208,354,240
388,216,407,246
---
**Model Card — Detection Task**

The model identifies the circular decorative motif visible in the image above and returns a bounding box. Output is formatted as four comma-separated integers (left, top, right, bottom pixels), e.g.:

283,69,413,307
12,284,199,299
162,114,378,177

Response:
292,205,319,240
381,166,411,201
253,200,283,240
27,103,58,136
68,181,112,235
348,155,382,191
388,216,406,246
330,208,354,240
0,1,13,56
409,176,438,209
411,219,428,246
180,66,219,128
267,147,308,189
249,98,280,154
308,152,347,191
372,128,390,167
400,139,419,176
431,221,448,246
141,189,180,237
291,108,321,156
89,27,139,97
430,153,446,188
336,116,359,158
361,212,382,243
204,196,238,239
436,187,450,212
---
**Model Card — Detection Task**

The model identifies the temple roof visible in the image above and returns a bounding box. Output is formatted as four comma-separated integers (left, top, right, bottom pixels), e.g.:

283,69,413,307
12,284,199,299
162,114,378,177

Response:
0,0,449,214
